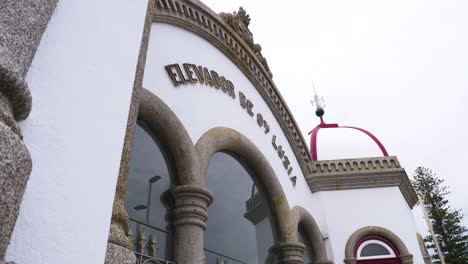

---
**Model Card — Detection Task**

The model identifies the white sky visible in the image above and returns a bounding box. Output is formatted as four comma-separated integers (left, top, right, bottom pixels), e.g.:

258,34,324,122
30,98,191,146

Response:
202,0,468,227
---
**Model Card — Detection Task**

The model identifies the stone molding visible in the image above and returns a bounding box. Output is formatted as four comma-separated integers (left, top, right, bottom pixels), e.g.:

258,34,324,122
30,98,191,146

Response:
290,206,333,264
172,185,213,229
310,156,401,175
171,185,213,264
306,156,418,208
417,233,432,264
139,88,199,186
344,226,413,264
274,242,305,264
153,0,313,178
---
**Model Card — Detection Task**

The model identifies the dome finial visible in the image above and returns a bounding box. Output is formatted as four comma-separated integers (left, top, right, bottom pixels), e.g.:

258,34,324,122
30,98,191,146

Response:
310,80,326,120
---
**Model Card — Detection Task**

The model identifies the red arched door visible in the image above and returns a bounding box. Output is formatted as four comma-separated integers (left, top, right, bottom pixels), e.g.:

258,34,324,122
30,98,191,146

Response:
355,235,401,264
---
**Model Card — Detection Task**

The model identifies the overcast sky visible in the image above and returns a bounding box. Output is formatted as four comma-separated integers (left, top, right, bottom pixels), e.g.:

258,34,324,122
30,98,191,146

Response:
202,0,468,226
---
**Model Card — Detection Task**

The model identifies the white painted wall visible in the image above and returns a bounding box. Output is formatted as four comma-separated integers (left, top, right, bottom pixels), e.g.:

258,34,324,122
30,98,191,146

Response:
6,1,149,263
317,187,425,263
144,23,330,243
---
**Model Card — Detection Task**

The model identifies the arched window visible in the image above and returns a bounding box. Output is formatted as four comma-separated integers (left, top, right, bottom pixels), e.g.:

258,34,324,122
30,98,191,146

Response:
125,120,173,263
355,236,400,264
297,226,313,263
204,152,276,264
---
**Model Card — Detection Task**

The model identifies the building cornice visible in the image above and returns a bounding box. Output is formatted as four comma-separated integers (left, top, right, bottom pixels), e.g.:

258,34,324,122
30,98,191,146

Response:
306,156,418,208
153,0,313,176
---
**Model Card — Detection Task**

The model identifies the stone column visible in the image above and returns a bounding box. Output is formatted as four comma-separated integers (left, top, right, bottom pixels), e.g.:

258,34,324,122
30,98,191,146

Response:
400,254,413,264
172,185,213,264
275,242,305,264
0,0,58,261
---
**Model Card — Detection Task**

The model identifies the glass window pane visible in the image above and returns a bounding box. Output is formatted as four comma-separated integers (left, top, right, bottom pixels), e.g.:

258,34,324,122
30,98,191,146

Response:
204,152,276,264
125,121,172,260
297,227,313,263
360,243,391,257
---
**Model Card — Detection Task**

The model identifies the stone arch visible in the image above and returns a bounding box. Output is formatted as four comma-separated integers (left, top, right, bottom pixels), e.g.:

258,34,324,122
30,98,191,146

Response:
138,88,200,186
416,233,432,264
195,127,296,244
138,88,215,264
291,206,333,264
344,226,413,264
107,87,201,263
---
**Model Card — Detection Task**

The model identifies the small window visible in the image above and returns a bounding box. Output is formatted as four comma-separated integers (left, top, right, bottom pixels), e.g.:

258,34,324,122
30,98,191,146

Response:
356,239,396,260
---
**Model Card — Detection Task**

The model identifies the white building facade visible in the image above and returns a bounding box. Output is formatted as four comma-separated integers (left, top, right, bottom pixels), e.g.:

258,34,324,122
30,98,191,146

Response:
0,1,432,264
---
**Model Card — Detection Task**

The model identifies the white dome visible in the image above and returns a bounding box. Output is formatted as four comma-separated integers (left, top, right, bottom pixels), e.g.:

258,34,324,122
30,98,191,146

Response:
309,119,388,161
315,127,386,160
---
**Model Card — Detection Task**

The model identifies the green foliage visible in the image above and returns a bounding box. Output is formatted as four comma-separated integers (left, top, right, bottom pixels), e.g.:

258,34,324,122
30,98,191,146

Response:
412,166,468,264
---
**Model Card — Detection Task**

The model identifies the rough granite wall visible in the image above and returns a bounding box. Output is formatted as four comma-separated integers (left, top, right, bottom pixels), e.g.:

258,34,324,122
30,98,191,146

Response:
0,0,58,261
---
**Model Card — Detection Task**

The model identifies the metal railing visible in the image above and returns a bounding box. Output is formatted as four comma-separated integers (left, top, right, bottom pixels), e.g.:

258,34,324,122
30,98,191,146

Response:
128,218,253,264
128,218,175,264
204,248,249,264
134,252,176,264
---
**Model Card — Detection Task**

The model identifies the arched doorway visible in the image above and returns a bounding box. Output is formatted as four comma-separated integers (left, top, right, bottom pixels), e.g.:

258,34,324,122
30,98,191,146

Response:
355,235,401,264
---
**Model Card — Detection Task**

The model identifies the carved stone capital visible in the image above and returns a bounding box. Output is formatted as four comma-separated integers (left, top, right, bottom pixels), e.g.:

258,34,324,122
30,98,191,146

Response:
274,242,305,264
423,256,432,264
170,185,213,264
400,254,413,264
172,185,213,229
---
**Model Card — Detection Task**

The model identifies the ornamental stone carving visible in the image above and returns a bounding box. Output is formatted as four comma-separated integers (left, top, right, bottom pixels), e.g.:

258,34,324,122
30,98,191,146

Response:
274,242,305,264
307,156,418,208
219,7,273,78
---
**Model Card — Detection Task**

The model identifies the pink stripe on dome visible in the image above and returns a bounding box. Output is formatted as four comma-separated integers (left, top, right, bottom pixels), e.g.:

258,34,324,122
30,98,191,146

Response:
341,126,389,156
308,122,339,161
309,123,388,161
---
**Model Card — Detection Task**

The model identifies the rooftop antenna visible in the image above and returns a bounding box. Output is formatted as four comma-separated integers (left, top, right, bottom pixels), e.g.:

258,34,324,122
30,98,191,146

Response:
310,80,325,123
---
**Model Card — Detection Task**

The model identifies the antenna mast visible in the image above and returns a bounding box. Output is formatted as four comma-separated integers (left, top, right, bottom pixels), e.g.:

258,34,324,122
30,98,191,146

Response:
310,81,325,122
